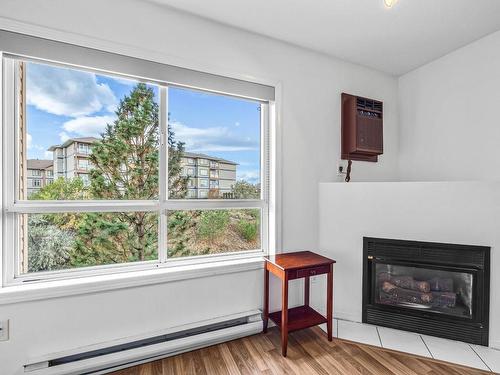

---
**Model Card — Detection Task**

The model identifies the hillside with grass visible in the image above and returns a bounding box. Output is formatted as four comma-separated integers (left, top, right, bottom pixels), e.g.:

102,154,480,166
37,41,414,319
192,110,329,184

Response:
167,209,260,258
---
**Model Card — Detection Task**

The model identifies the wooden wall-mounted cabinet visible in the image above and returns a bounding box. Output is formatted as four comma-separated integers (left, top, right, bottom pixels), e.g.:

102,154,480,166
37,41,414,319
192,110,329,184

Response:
341,93,383,162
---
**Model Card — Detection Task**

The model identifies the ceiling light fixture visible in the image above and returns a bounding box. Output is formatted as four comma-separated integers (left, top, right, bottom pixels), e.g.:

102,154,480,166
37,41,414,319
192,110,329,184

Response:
384,0,398,8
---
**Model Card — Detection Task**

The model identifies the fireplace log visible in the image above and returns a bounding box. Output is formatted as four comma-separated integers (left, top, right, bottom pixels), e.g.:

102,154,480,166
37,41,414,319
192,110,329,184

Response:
380,281,433,304
390,276,430,293
378,273,431,293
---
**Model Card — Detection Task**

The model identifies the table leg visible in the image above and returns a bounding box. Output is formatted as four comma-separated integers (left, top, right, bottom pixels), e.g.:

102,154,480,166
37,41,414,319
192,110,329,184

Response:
281,274,289,357
327,264,333,341
304,276,310,306
263,267,269,333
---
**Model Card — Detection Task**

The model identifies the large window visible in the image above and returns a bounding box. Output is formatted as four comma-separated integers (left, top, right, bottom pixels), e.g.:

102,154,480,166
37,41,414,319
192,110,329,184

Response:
2,44,273,284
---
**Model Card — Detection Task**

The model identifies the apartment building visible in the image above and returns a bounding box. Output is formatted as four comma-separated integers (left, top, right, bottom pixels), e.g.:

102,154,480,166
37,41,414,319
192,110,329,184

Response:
26,159,54,196
48,137,97,185
47,139,236,198
181,152,237,199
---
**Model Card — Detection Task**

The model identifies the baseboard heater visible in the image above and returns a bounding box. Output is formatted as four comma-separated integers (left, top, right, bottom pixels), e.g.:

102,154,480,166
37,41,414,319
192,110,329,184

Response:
24,310,262,375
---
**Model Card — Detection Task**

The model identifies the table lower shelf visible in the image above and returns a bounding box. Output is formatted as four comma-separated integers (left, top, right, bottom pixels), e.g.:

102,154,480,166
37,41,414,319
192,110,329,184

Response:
268,305,327,332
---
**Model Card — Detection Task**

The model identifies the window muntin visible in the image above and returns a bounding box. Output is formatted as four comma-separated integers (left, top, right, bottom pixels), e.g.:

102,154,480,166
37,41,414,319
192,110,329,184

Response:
3,54,271,282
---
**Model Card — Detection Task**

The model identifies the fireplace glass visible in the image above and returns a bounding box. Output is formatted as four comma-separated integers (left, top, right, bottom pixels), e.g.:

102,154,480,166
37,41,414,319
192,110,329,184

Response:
375,263,473,319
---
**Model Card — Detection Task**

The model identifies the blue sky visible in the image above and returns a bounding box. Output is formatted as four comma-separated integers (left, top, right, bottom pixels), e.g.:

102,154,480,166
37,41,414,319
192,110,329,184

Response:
26,62,261,184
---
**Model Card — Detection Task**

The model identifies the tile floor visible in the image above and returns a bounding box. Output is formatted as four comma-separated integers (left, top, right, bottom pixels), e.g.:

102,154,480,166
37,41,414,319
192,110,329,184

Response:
322,319,500,372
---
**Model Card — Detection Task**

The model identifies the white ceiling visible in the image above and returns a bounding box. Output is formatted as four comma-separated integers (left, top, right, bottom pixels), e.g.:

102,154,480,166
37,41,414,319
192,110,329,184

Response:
149,0,500,76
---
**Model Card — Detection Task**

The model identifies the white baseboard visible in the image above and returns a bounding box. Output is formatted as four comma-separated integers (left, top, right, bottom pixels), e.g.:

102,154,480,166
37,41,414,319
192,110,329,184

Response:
490,340,500,350
334,310,361,323
25,311,262,375
95,321,262,375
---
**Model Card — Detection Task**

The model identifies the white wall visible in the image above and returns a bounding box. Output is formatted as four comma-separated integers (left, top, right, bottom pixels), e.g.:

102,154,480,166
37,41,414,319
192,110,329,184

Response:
0,1,399,373
313,28,500,351
387,28,500,348
398,30,500,181
318,181,500,348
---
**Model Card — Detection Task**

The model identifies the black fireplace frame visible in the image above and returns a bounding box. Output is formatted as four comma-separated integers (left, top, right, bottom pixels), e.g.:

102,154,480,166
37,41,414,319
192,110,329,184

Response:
362,237,490,346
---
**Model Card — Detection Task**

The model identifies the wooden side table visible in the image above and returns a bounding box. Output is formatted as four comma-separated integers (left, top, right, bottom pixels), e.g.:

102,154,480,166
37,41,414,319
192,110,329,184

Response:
263,251,336,357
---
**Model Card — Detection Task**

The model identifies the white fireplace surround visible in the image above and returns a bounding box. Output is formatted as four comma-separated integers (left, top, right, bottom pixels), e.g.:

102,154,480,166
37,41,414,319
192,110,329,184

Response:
317,181,500,349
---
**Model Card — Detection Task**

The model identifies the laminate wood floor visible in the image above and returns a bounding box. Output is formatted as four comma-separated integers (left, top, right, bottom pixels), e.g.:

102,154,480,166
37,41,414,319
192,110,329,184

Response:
110,327,494,375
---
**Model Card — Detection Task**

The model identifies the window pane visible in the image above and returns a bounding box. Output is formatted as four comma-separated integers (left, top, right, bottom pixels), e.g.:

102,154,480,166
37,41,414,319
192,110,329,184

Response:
168,87,261,199
21,212,158,273
18,60,159,200
167,209,261,258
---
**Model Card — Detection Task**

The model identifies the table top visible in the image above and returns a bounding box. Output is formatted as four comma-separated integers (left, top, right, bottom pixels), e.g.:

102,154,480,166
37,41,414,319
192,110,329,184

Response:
265,251,336,271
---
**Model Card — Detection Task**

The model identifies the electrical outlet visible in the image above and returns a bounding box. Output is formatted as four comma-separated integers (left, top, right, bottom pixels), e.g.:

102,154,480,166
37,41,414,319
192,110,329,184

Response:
0,320,10,341
337,161,347,176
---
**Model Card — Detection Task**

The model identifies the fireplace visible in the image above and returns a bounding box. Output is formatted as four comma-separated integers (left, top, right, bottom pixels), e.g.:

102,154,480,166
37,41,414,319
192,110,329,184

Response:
362,237,490,346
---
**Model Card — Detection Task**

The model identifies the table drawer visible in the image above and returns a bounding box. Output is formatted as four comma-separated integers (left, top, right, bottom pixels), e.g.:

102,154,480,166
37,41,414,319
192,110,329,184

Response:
287,265,330,280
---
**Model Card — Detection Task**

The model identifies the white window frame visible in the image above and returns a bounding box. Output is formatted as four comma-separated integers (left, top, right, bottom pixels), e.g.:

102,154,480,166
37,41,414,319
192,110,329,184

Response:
1,51,274,286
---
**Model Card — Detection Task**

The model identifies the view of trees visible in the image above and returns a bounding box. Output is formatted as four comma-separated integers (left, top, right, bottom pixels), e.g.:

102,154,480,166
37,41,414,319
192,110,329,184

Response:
232,180,260,199
27,83,260,272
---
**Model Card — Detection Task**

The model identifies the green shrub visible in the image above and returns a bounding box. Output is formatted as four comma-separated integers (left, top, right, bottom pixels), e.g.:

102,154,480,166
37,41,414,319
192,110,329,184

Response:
237,220,258,241
197,210,229,242
167,211,192,257
28,215,73,272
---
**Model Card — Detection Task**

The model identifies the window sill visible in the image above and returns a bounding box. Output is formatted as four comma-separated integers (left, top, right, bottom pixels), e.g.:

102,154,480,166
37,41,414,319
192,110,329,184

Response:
0,256,265,306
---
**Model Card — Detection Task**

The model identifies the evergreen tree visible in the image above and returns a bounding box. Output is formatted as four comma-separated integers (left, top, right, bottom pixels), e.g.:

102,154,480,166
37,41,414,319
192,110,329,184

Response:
76,84,161,264
168,121,189,199
89,83,159,200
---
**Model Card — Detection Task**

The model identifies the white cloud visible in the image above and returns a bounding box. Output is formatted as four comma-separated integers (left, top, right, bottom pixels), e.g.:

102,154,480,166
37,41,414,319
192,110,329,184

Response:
26,133,33,149
59,132,70,142
44,151,53,159
170,121,257,153
237,170,260,184
27,62,117,117
27,132,46,152
62,115,115,138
